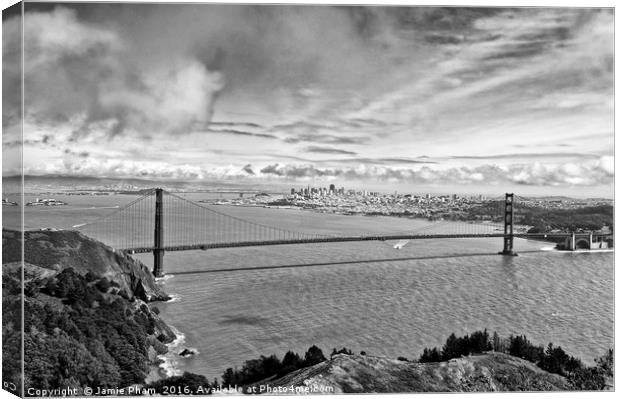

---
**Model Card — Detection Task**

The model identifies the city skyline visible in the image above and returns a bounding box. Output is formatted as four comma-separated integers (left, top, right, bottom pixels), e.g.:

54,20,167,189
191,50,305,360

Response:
2,3,614,198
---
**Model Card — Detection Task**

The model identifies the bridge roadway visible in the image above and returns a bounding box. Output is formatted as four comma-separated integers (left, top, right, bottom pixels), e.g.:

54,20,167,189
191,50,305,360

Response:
121,232,608,254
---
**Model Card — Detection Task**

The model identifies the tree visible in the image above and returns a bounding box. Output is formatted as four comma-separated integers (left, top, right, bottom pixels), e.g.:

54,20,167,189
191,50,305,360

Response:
442,333,467,360
569,366,607,390
595,349,614,377
221,367,237,386
492,331,502,352
468,329,491,353
538,343,570,375
419,347,441,363
330,347,353,357
279,351,302,376
508,335,543,363
303,345,326,367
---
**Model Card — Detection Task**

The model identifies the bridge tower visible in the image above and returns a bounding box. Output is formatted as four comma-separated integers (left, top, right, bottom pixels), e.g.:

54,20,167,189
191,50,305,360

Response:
499,193,518,256
153,188,165,277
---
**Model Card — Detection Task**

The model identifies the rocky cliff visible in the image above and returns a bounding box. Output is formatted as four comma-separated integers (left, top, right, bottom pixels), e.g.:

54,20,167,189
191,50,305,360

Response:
2,228,176,392
2,229,168,301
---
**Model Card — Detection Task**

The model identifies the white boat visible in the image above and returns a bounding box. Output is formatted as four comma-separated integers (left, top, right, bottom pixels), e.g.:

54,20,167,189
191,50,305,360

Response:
394,240,409,249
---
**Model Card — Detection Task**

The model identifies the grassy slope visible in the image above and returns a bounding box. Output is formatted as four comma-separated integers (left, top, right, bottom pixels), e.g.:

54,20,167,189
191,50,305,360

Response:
270,353,572,393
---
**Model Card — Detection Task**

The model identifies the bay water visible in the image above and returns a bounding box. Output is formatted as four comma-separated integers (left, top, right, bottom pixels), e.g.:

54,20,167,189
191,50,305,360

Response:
4,193,614,381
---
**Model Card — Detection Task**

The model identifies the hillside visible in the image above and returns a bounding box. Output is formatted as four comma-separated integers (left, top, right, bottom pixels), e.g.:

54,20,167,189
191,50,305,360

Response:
2,229,168,301
268,352,573,393
2,229,175,394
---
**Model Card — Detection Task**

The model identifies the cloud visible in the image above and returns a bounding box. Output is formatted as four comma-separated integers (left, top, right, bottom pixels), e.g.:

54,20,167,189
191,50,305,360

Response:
63,148,90,158
242,164,255,175
202,128,278,140
18,148,613,190
255,157,613,187
284,133,369,145
3,5,613,197
273,121,371,144
93,60,224,137
4,6,224,138
304,146,357,155
209,121,263,129
347,157,438,165
449,153,603,161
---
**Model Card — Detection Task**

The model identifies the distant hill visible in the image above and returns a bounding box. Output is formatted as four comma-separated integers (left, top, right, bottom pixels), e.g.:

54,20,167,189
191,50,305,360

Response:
3,174,288,194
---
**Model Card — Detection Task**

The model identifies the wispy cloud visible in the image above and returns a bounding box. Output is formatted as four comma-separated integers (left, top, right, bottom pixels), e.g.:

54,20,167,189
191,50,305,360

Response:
284,134,370,145
304,146,358,155
448,153,604,161
3,5,613,196
201,128,279,140
209,121,264,129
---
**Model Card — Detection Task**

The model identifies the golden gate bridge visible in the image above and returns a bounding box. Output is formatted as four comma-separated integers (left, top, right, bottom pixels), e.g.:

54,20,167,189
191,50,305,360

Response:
76,189,612,276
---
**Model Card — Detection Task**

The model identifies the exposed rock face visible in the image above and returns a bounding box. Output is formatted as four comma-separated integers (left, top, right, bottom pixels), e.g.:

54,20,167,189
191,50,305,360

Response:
269,353,573,393
179,348,197,357
2,230,177,390
2,229,169,301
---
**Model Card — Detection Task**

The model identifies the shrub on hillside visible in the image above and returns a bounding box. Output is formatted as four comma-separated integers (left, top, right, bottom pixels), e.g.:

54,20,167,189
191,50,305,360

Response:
21,269,158,391
418,330,613,391
221,345,328,388
331,347,353,357
304,345,326,367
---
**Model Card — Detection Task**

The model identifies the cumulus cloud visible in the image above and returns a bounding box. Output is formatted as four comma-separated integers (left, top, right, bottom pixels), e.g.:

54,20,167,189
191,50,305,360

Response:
19,146,613,189
254,158,613,187
3,5,613,197
4,7,224,138
242,164,255,175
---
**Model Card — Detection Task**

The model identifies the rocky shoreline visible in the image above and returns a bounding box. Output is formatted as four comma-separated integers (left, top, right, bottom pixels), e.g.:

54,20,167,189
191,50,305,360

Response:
2,228,179,392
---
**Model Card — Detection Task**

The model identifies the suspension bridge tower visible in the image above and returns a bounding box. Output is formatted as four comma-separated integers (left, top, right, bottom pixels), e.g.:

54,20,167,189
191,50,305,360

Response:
499,193,518,256
153,188,165,277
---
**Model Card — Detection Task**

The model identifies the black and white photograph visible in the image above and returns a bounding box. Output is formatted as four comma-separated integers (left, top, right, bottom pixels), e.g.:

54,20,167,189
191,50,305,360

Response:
1,0,615,396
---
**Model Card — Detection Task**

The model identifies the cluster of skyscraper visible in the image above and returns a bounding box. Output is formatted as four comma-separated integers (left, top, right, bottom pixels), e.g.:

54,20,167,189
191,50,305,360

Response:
291,184,345,196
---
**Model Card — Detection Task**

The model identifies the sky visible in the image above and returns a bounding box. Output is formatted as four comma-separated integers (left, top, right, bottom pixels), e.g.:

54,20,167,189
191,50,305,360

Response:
1,2,615,197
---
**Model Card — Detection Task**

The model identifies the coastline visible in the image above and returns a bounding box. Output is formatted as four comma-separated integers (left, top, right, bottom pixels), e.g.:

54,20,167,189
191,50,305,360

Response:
160,324,189,376
149,275,194,383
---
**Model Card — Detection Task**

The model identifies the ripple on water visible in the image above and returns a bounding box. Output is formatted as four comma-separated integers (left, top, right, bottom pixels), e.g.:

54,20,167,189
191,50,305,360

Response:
149,240,613,380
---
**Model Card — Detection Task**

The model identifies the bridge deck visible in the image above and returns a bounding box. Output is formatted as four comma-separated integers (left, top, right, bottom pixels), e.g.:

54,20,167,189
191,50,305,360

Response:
120,232,608,253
